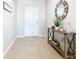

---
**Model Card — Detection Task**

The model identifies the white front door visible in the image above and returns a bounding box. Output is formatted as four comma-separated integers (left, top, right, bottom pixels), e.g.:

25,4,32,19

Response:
24,7,39,36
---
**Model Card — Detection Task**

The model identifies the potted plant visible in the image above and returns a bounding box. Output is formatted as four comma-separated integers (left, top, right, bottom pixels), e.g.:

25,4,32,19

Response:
54,16,61,30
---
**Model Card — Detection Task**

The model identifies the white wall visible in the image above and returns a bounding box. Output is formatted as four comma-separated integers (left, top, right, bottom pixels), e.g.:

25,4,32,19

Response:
62,0,76,32
17,0,46,36
46,0,59,27
3,0,17,54
46,0,76,32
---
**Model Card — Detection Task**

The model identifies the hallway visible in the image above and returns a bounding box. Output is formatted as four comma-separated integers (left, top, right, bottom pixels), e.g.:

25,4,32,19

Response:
3,0,76,59
4,37,62,59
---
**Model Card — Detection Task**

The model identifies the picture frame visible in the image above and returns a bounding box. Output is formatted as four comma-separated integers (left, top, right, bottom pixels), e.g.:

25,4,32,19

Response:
3,1,12,13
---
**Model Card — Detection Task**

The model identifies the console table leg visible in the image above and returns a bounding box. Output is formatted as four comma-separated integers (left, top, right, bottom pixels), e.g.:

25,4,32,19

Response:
48,28,49,43
64,33,67,59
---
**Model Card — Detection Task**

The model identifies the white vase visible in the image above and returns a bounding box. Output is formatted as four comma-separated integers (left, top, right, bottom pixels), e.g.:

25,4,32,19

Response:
55,27,59,30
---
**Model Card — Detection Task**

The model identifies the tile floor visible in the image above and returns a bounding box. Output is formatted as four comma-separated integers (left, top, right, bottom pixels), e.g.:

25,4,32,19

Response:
4,37,63,59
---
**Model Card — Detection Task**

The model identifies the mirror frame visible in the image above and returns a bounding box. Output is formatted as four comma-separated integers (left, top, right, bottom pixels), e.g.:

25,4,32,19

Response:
55,0,69,20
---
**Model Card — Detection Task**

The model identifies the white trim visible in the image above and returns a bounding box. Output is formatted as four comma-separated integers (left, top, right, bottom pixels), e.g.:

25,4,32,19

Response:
38,35,44,37
16,35,46,37
16,35,44,37
16,35,47,38
16,36,24,38
38,35,47,38
3,38,16,57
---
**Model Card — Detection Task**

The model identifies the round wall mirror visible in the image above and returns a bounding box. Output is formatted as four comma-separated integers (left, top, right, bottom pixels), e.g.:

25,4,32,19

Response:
55,0,69,20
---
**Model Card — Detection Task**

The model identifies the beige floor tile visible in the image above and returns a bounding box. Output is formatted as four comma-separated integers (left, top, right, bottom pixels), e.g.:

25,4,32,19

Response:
4,37,63,59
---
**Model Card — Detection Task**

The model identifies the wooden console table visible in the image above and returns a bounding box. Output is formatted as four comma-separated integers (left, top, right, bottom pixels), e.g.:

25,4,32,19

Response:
48,27,76,59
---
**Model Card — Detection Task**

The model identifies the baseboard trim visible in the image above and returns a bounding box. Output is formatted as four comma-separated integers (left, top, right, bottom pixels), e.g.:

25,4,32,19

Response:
16,35,47,38
3,38,16,57
16,36,24,38
38,35,47,37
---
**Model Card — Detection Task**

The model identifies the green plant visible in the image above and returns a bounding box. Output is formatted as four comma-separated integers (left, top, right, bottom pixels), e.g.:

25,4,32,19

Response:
54,19,60,27
54,16,61,27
